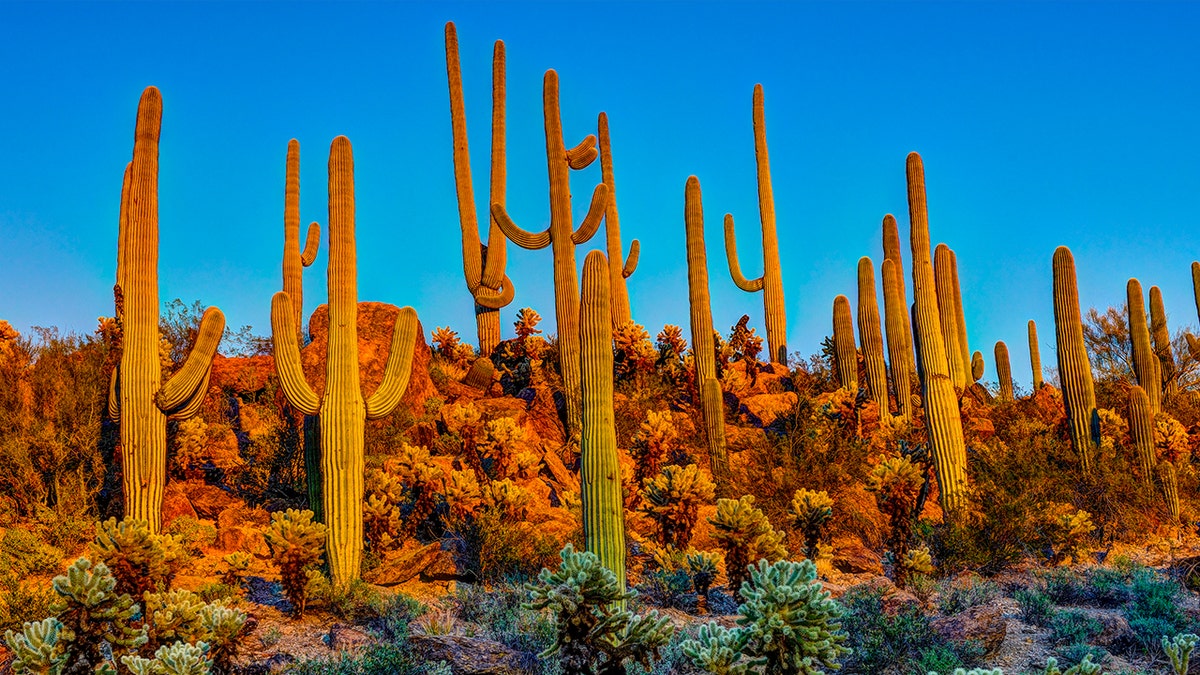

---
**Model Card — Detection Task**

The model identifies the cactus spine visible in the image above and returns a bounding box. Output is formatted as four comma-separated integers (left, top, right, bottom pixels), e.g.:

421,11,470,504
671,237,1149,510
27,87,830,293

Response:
1052,246,1099,472
684,177,731,493
882,259,913,421
722,84,787,365
598,112,640,329
905,152,968,515
1149,286,1177,399
1128,385,1155,486
111,87,225,533
1127,278,1161,414
994,341,1013,402
579,250,626,591
271,136,419,586
491,70,608,435
832,295,858,392
933,244,967,390
1158,461,1180,521
1028,320,1044,389
446,23,515,357
882,214,916,374
858,257,888,413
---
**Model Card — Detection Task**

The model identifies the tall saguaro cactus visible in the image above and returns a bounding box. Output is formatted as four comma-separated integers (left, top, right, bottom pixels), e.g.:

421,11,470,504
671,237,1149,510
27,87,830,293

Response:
994,341,1013,402
1052,246,1099,472
109,87,226,533
882,214,916,373
882,259,913,421
491,70,609,435
1127,279,1161,414
1028,320,1044,389
722,84,787,365
684,177,731,492
1128,385,1156,486
858,257,888,412
933,244,967,390
271,136,419,586
1149,286,1177,399
832,295,858,392
950,250,970,378
597,112,640,329
446,23,516,357
579,250,626,591
905,152,968,516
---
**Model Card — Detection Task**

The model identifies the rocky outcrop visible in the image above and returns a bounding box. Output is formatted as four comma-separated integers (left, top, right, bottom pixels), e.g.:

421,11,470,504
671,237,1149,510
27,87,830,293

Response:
932,603,1007,656
409,634,527,675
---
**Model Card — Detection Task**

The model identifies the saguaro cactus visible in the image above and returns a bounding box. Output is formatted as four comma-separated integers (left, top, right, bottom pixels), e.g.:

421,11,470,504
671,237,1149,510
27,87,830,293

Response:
1149,286,1177,399
109,87,226,533
882,214,916,373
970,351,984,383
579,250,626,588
491,70,608,435
950,250,970,377
994,341,1013,402
1052,246,1099,472
933,244,967,390
905,152,968,515
684,177,731,492
882,259,913,421
858,257,888,412
832,295,858,392
1158,461,1180,521
446,23,516,357
271,136,419,586
722,84,787,365
1128,385,1156,486
598,112,640,329
1127,279,1161,414
1028,320,1044,389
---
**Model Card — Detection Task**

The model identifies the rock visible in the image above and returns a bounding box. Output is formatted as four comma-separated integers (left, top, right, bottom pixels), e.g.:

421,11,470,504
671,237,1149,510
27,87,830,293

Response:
161,481,198,526
216,505,271,555
410,634,527,675
932,604,1007,656
184,482,239,519
966,382,993,406
1089,610,1136,652
239,653,294,675
328,623,373,652
304,302,437,420
739,392,799,427
210,354,274,396
831,538,883,575
540,444,575,491
364,541,448,587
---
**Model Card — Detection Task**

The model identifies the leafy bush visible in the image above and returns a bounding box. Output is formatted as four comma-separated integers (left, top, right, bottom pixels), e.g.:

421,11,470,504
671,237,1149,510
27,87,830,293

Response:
0,573,56,635
840,585,981,674
0,528,63,576
1050,609,1102,645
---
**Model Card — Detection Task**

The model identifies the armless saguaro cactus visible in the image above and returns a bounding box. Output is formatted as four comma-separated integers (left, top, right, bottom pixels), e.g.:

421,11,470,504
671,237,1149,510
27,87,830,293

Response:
109,87,226,533
882,259,913,421
858,257,888,412
579,250,626,592
491,70,608,435
722,84,787,365
933,244,967,390
950,250,970,377
970,351,984,384
883,214,916,374
597,113,639,330
1028,320,1044,390
446,23,516,357
905,152,968,516
1149,286,1177,399
994,341,1013,402
1128,385,1156,486
271,136,419,586
684,177,731,492
1127,279,1161,414
832,295,858,392
1052,246,1099,472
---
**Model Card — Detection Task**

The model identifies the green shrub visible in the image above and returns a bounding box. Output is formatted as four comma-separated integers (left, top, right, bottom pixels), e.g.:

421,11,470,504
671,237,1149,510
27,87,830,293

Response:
1050,609,1102,645
0,573,57,635
839,586,980,674
1124,567,1195,654
1052,643,1107,670
1014,588,1055,627
0,528,63,576
937,575,1000,615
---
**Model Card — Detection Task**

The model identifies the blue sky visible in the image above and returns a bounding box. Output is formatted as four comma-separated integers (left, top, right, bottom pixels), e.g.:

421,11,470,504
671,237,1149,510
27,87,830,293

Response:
1,1,1198,389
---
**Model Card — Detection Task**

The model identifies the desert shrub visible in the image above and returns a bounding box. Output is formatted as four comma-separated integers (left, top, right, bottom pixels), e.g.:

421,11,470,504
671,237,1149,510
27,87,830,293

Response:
449,508,564,584
708,496,787,596
287,644,428,675
937,574,1001,615
1123,567,1196,654
1037,502,1095,565
91,517,183,597
264,508,325,617
0,573,56,635
640,464,715,550
637,548,694,611
1050,609,1102,645
0,527,63,576
1052,643,1108,670
165,516,217,556
309,577,384,622
454,583,558,669
839,585,982,674
1014,587,1055,627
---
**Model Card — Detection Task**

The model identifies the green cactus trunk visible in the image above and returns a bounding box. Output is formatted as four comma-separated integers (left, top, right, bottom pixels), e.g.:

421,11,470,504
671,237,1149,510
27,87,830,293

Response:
905,152,969,516
598,112,640,330
1052,246,1099,473
1028,320,1044,390
950,250,970,380
722,84,787,365
1149,286,1177,400
271,136,419,586
1158,461,1180,521
994,341,1013,402
1128,279,1161,414
882,258,913,421
684,177,731,493
970,351,984,383
832,295,858,392
446,23,515,357
579,250,626,595
858,257,888,413
113,87,225,533
491,70,608,435
933,244,967,390
882,214,916,377
1128,385,1156,487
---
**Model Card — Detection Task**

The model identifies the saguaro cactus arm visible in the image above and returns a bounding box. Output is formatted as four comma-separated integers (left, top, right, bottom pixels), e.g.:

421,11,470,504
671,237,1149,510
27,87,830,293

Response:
491,203,552,249
722,214,765,292
471,272,515,309
622,240,639,278
271,292,321,416
300,222,320,265
108,367,121,421
569,183,609,244
566,135,599,169
364,307,419,420
156,306,226,413
167,367,212,421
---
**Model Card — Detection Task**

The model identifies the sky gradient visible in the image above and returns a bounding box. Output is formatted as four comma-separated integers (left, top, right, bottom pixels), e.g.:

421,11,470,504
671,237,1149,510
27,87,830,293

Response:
2,1,1198,389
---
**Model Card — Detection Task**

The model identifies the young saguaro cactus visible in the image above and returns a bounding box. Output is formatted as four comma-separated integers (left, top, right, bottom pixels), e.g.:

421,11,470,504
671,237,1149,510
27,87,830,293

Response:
108,87,226,533
1128,278,1162,414
858,257,889,413
832,295,858,392
905,152,969,515
579,250,626,588
994,341,1013,402
1128,385,1156,486
934,244,968,390
490,70,609,435
684,177,731,492
1053,246,1099,472
1149,286,1177,399
271,136,420,586
1028,319,1044,389
723,84,787,365
971,351,985,383
446,23,516,357
882,258,914,421
598,112,640,329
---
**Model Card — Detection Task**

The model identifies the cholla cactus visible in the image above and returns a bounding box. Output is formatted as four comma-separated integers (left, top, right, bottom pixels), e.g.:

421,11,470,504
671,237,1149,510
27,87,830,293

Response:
613,322,657,385
640,464,716,549
524,544,673,675
443,402,485,480
788,489,833,562
709,496,788,595
681,622,749,675
656,324,688,377
478,417,530,479
92,517,181,597
220,551,252,590
514,307,543,341
264,509,326,617
4,617,70,675
899,545,934,579
1038,501,1095,565
200,604,247,671
1164,633,1198,675
865,456,924,588
485,478,532,519
443,469,484,523
144,589,207,647
513,449,542,479
1155,413,1191,465
51,558,148,665
685,551,720,615
122,641,212,675
363,467,405,551
431,327,461,356
388,444,446,538
630,410,680,483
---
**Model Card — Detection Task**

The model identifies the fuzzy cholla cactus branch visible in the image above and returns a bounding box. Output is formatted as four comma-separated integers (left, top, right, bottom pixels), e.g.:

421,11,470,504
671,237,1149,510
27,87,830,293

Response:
788,489,833,562
264,509,326,617
1163,632,1199,675
709,496,788,596
640,464,715,549
122,641,212,675
51,557,148,664
4,617,70,675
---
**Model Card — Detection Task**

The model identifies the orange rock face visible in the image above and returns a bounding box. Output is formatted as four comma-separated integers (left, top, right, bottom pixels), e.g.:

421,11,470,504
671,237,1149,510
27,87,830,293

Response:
210,354,275,396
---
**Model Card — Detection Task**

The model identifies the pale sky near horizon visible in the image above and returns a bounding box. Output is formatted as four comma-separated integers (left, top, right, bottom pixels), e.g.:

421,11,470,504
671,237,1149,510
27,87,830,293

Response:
2,1,1198,390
